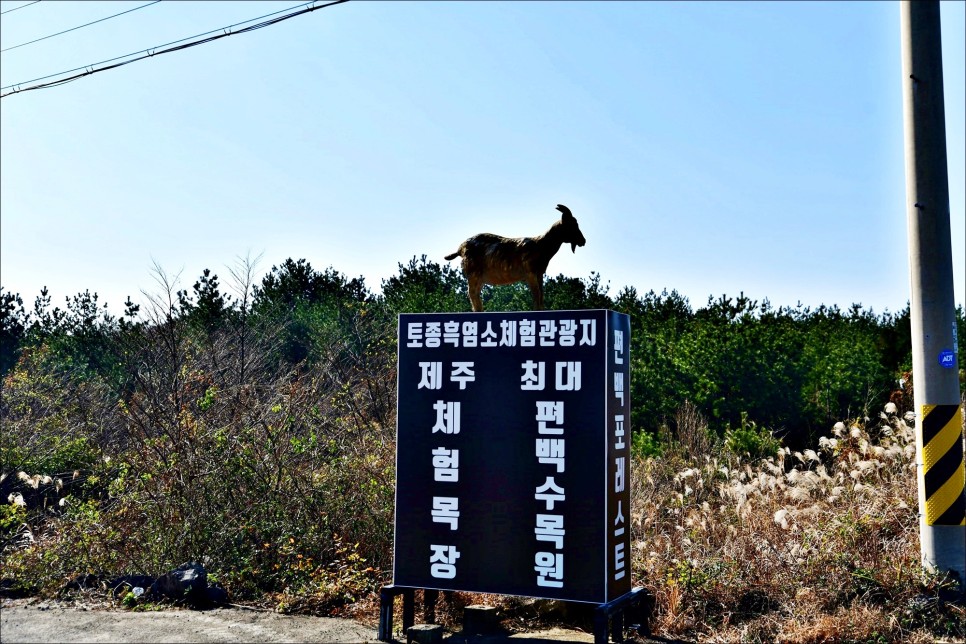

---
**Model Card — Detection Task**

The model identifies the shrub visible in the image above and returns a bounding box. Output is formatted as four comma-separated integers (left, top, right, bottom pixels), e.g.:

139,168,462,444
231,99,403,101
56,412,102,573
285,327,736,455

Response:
724,412,782,461
631,430,664,459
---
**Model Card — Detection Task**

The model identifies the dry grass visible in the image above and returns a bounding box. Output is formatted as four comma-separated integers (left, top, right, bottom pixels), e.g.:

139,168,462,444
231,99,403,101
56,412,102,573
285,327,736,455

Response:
628,403,965,642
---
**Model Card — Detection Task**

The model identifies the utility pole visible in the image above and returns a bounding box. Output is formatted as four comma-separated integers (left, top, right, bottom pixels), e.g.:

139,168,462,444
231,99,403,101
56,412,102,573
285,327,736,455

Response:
900,0,965,588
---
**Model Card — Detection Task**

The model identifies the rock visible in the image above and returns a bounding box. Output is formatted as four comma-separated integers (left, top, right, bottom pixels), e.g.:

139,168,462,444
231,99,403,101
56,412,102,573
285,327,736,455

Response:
149,562,208,605
205,583,229,606
463,604,500,635
1,578,33,598
407,623,444,644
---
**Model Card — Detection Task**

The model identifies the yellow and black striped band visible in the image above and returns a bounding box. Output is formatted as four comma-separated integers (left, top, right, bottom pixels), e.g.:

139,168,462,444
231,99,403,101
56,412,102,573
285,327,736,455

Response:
921,404,965,526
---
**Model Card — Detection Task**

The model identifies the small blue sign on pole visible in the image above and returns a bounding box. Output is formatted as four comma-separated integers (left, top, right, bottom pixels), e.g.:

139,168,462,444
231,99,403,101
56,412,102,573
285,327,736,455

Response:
938,349,956,369
393,310,632,604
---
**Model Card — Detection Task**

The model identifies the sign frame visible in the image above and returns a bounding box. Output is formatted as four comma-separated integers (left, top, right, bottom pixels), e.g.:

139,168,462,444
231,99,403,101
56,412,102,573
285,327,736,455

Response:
392,309,632,604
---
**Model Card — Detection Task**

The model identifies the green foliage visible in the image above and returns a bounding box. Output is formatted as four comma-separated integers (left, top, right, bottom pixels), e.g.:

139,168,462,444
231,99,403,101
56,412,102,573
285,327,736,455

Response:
250,260,371,365
800,313,889,430
0,345,105,475
179,268,230,334
254,259,369,311
541,272,614,311
379,255,468,314
0,503,27,547
462,271,613,313
724,412,782,461
0,287,27,375
615,291,903,448
477,283,533,312
631,429,664,459
680,295,803,434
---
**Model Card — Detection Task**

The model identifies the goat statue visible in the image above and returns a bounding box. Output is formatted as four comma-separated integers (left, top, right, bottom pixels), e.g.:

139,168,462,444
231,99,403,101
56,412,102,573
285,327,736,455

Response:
444,204,586,312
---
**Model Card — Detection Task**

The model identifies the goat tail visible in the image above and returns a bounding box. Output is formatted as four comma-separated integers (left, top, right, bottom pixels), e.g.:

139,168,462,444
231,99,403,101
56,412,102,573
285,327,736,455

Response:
444,250,461,261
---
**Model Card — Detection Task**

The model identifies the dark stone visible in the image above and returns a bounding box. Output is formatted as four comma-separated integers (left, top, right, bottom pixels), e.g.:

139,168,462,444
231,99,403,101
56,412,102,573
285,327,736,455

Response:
149,562,208,605
407,623,444,644
205,583,229,606
463,604,500,635
1,578,33,598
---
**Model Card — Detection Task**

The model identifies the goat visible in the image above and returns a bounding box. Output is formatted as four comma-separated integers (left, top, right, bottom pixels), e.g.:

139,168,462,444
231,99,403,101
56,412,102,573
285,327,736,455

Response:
444,204,586,312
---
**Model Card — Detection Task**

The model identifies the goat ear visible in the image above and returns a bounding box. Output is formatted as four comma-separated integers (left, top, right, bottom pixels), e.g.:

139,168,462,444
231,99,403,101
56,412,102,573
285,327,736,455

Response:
556,204,573,220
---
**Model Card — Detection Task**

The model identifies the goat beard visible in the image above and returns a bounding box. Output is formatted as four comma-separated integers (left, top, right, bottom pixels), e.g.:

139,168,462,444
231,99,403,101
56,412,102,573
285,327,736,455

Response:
571,243,577,253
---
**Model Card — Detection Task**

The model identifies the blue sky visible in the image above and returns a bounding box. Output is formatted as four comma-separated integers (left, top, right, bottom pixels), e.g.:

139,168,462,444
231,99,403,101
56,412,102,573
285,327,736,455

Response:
1,1,963,316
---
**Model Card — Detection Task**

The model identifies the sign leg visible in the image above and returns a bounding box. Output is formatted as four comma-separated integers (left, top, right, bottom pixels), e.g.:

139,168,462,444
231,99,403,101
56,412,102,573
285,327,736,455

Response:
403,588,415,632
378,586,396,642
424,589,439,623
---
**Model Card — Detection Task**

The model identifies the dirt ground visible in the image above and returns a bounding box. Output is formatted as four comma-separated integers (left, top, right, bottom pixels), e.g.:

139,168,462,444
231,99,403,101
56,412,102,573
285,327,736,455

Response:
0,598,607,643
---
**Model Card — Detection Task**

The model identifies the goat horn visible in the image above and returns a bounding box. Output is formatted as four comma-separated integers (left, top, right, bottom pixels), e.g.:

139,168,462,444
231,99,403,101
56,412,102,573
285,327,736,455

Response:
556,204,573,218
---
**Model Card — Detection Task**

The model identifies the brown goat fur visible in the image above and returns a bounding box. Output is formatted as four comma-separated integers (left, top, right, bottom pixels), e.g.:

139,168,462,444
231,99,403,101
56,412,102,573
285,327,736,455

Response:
444,204,586,312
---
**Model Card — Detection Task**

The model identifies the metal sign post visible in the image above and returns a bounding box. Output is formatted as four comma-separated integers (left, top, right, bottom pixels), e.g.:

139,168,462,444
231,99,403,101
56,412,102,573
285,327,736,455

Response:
900,0,966,586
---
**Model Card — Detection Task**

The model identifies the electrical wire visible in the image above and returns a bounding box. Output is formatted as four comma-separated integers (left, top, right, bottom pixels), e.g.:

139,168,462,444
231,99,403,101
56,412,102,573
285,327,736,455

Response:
1,0,347,97
0,1,40,16
1,1,162,53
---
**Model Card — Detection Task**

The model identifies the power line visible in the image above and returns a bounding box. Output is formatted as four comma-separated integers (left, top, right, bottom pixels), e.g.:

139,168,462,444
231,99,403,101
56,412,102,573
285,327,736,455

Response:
0,1,41,16
1,0,347,97
1,1,162,53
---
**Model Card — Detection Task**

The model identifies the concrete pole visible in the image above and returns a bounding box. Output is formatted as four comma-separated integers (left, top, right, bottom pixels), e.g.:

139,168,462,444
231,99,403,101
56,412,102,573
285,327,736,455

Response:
900,0,965,587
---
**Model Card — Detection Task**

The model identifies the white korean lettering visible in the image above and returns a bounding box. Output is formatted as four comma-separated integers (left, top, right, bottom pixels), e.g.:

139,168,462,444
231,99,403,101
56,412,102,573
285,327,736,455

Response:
519,319,536,347
432,401,461,434
535,401,564,434
521,360,545,391
499,320,517,347
535,551,564,588
418,362,443,390
615,456,626,493
450,362,475,390
407,322,423,348
536,438,565,472
614,414,625,450
579,318,597,346
431,496,459,530
443,321,460,347
535,514,565,549
535,476,566,510
614,542,626,580
462,321,478,347
555,361,581,391
538,319,557,346
430,544,460,579
614,329,624,364
614,372,625,405
480,321,498,347
432,447,459,482
558,319,577,346
425,322,441,348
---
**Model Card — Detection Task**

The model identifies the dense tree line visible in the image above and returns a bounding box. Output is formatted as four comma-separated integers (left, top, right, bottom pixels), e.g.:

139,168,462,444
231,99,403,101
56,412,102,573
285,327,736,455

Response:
2,255,961,450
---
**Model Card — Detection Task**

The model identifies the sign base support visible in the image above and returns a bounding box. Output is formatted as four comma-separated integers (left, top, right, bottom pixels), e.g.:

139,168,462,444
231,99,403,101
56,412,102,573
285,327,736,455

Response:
378,585,414,642
593,587,651,644
377,585,652,643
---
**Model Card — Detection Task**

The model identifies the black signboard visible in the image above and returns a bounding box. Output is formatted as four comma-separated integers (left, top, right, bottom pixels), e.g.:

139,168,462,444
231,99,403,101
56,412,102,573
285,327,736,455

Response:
393,310,631,604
